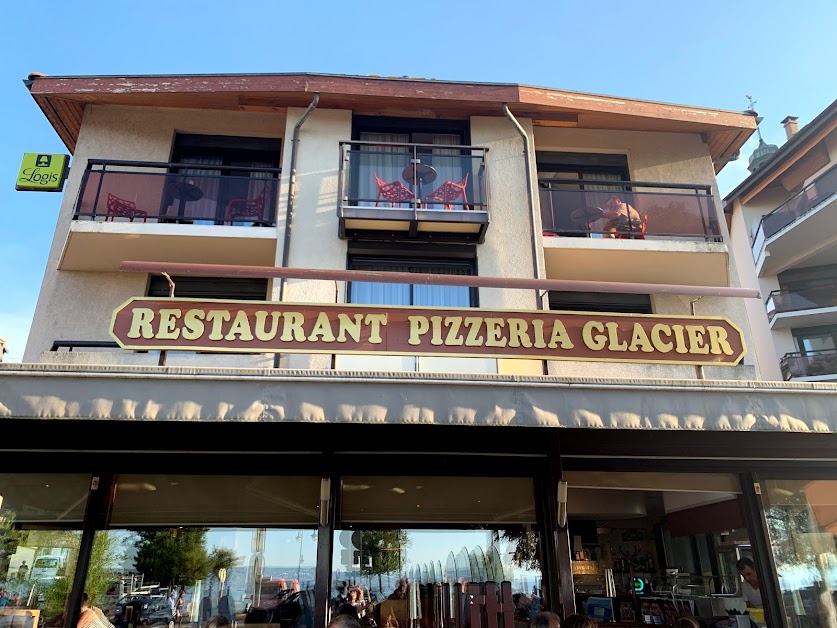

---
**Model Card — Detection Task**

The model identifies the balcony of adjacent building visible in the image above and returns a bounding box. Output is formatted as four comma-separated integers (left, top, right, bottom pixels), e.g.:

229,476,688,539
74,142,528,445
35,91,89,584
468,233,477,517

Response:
751,164,837,277
59,160,281,271
766,281,837,329
337,141,489,243
781,349,837,382
539,180,729,286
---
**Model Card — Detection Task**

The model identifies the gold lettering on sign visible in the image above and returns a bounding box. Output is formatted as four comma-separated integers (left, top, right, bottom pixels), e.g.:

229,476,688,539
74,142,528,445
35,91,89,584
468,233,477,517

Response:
484,318,507,347
583,321,606,351
685,325,709,355
507,318,532,348
707,325,735,356
206,310,231,341
445,316,465,346
156,309,182,340
605,322,628,352
127,308,156,339
254,311,281,341
628,323,654,353
430,316,443,346
650,324,673,353
408,316,429,346
308,312,336,343
183,309,206,341
531,319,547,349
671,324,688,354
547,320,573,349
337,313,364,343
281,312,306,342
364,314,387,344
463,317,484,346
226,310,254,341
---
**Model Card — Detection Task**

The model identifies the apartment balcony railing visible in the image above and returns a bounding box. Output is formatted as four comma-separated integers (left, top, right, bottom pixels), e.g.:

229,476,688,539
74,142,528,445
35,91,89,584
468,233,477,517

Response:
766,282,837,321
338,141,489,243
73,160,281,226
781,349,837,380
752,163,837,257
539,180,722,241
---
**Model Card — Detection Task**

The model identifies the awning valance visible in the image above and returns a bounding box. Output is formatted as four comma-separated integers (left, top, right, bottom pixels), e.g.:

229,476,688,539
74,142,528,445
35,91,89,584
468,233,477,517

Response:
2,364,837,433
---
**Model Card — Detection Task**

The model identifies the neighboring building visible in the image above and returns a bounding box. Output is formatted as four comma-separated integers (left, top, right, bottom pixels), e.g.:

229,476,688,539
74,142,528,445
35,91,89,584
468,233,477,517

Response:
726,99,837,382
2,73,837,628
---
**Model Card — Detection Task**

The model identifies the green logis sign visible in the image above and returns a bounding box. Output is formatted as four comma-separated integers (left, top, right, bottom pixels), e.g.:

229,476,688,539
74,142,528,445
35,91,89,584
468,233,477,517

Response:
16,153,69,191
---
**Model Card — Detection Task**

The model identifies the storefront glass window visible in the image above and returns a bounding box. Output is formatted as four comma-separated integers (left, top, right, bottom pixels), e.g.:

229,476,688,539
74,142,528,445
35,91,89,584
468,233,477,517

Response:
563,472,763,625
0,474,90,627
86,528,318,628
763,479,837,628
334,477,542,627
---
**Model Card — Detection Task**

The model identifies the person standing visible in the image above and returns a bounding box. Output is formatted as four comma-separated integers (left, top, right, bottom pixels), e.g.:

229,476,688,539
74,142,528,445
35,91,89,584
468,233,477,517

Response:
736,558,763,608
175,587,186,626
17,561,29,581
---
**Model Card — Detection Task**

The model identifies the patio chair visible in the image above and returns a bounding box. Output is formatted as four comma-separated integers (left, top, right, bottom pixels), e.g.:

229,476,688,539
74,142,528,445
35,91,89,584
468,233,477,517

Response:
374,173,416,207
226,183,270,224
105,193,148,222
423,173,469,210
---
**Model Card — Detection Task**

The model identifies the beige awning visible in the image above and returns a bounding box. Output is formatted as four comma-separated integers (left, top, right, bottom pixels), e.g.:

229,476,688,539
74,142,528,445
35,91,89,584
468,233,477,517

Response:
1,363,837,432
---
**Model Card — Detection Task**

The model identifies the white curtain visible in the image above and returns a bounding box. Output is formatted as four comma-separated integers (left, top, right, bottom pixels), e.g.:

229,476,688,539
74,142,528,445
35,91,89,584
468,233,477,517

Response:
357,132,410,207
179,156,222,223
421,134,465,210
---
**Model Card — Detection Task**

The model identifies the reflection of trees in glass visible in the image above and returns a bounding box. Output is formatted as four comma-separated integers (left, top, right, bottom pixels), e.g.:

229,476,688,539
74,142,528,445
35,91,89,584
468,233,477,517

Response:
134,529,211,586
494,530,540,570
766,489,821,571
207,547,239,598
359,530,410,594
0,510,27,579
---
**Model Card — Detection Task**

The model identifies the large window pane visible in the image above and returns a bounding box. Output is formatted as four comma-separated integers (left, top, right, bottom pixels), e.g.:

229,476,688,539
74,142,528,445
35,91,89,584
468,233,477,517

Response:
0,474,89,628
110,475,321,526
563,472,761,625
764,479,837,628
87,528,317,628
330,528,542,628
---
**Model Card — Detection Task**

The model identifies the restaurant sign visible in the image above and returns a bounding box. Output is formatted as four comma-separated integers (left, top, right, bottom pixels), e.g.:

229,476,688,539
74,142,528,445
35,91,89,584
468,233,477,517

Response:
111,299,746,366
16,153,70,192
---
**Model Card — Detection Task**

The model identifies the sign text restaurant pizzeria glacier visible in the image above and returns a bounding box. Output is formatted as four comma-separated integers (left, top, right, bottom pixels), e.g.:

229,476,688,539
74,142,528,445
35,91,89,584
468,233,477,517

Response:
110,299,746,366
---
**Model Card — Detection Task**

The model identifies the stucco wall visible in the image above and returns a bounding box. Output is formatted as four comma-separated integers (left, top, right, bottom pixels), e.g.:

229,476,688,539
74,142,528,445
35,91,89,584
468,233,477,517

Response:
24,105,285,361
275,107,351,369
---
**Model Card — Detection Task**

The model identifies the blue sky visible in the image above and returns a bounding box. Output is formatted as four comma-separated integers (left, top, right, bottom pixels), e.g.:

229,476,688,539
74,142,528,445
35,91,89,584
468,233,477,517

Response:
1,0,835,361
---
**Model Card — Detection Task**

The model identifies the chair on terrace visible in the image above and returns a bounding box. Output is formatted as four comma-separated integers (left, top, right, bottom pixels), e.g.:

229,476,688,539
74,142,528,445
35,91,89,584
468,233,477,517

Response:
105,193,148,222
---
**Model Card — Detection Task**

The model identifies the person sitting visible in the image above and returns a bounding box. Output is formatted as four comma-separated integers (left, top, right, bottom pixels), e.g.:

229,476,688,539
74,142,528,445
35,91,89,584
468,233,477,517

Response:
602,196,642,238
329,612,362,628
78,592,111,628
388,579,408,600
205,616,231,628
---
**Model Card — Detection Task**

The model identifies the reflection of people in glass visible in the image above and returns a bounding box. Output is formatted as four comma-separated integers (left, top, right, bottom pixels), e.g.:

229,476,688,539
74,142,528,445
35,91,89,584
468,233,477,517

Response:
736,558,763,608
17,561,28,581
662,601,677,625
562,614,598,628
672,618,699,628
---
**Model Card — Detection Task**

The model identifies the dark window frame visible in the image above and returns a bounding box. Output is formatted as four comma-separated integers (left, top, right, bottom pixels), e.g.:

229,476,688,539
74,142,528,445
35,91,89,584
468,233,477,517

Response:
146,275,269,301
548,291,652,314
536,151,630,182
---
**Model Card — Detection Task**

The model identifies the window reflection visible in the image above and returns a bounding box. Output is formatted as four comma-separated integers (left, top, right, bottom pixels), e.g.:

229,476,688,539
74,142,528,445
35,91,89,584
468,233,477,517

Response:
764,479,837,628
86,528,318,628
330,529,543,628
0,474,89,628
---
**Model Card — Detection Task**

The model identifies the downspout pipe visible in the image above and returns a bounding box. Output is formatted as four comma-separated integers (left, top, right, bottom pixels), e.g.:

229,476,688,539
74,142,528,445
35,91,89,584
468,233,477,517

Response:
278,92,320,301
503,103,544,310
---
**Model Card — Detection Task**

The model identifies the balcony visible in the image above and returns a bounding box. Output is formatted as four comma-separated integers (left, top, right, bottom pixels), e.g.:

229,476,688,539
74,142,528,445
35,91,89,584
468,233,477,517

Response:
752,164,837,276
766,282,837,329
337,141,489,243
781,349,837,382
539,180,729,286
60,160,281,271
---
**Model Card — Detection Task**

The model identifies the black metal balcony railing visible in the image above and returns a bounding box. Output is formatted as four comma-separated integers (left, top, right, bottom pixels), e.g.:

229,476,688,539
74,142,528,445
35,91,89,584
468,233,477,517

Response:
339,141,489,212
766,281,837,321
538,180,722,241
752,163,837,253
781,349,837,380
73,160,281,226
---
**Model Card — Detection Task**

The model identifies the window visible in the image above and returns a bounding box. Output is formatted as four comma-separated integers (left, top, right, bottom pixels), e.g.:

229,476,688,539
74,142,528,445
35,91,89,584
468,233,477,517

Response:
347,256,476,308
168,134,281,224
549,291,652,314
147,275,268,300
536,151,629,184
792,325,837,354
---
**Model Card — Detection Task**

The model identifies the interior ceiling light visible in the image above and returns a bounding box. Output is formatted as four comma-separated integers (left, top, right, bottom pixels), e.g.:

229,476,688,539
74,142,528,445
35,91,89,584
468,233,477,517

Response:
391,488,406,494
343,484,371,492
119,483,157,492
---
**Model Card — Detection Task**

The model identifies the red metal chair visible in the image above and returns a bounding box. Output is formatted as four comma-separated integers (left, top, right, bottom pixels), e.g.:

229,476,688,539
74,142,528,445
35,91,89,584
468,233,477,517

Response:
105,193,147,223
423,173,469,210
374,173,416,207
226,184,269,224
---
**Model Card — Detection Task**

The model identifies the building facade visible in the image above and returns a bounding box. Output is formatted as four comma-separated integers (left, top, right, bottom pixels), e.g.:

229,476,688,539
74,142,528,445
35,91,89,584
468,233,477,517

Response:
726,100,837,384
2,73,837,628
